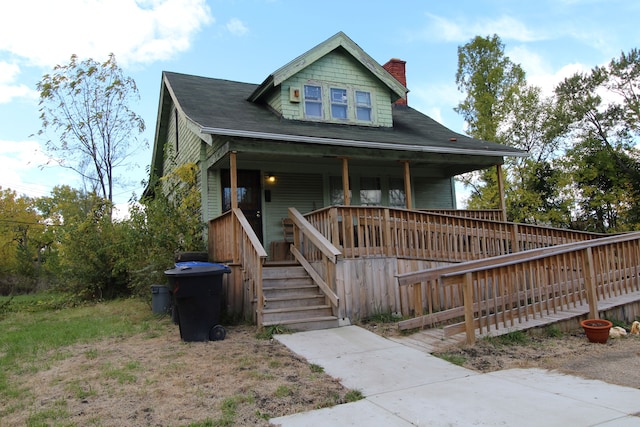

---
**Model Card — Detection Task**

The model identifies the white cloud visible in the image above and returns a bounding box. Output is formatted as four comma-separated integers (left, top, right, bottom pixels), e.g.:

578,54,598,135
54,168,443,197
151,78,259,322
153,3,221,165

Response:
0,0,213,68
409,81,465,130
419,13,544,43
0,139,51,170
0,139,69,197
508,45,591,95
0,62,38,104
226,18,249,36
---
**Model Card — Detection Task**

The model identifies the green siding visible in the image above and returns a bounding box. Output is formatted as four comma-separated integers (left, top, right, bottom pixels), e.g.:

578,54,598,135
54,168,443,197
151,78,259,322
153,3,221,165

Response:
263,172,324,252
413,177,455,209
162,106,202,179
266,89,282,116
206,169,221,221
160,104,207,224
275,50,393,127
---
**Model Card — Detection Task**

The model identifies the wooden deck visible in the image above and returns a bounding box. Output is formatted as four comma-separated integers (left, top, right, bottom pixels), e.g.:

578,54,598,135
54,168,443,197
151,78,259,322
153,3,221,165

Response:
392,289,640,353
209,206,640,336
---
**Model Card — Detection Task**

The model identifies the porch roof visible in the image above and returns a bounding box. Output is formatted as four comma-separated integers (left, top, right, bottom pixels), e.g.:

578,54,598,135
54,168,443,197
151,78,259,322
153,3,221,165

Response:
163,71,526,160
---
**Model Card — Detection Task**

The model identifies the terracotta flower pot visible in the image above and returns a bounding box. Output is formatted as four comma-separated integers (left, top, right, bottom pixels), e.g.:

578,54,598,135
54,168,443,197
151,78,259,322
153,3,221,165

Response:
580,319,613,344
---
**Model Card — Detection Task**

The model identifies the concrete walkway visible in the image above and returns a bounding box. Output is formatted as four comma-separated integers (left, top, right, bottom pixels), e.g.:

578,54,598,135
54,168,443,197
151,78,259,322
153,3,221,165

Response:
270,326,640,426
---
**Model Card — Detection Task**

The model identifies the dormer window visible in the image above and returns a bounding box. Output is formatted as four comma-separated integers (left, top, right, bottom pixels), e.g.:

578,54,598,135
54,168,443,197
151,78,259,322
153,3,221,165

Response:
304,85,322,118
302,83,374,124
330,88,348,119
356,91,372,121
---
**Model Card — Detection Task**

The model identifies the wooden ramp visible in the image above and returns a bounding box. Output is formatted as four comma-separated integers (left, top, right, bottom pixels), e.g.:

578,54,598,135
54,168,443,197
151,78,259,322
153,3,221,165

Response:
391,290,640,353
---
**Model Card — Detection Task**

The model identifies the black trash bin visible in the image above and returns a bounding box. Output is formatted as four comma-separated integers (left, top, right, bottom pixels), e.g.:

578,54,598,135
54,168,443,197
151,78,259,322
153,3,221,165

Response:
164,262,231,342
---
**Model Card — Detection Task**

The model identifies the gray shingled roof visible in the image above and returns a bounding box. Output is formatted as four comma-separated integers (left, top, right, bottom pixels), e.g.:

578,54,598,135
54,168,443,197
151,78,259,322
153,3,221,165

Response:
164,71,525,157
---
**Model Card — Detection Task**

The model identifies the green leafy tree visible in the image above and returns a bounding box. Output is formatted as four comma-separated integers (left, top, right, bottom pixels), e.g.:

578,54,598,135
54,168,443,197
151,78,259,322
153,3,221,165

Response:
555,53,640,231
455,34,527,142
455,35,528,211
562,138,638,232
605,48,640,133
0,188,46,294
36,188,126,299
507,160,572,227
123,162,206,299
35,54,146,212
500,86,573,226
35,185,97,284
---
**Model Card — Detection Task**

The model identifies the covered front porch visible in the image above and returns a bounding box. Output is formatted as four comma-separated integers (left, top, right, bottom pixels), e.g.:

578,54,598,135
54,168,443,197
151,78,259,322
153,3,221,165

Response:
203,138,513,262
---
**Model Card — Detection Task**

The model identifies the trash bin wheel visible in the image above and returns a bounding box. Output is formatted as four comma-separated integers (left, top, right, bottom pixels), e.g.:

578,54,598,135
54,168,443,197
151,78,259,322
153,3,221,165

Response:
209,325,226,341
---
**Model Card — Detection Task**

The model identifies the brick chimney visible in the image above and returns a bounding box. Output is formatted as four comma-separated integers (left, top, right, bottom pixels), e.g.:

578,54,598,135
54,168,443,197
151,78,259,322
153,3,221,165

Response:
383,58,407,105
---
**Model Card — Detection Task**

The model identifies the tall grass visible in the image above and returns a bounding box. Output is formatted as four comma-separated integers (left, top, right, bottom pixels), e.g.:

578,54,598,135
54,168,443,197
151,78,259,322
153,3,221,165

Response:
0,295,156,399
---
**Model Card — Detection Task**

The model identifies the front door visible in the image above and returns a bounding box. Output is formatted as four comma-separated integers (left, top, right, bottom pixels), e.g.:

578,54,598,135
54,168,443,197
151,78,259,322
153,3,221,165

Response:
221,169,263,242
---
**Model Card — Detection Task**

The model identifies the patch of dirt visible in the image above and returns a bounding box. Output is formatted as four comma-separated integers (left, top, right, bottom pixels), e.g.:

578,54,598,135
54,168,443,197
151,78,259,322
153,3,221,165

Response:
3,321,350,426
360,320,640,390
434,331,640,389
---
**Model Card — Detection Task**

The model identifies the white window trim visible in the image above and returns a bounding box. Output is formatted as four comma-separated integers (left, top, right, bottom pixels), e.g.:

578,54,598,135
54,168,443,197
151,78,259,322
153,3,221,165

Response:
301,82,375,124
330,87,348,120
355,90,373,123
303,84,323,119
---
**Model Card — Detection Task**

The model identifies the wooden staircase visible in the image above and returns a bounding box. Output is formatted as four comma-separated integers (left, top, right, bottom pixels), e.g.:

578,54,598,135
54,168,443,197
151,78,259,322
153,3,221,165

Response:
261,263,339,331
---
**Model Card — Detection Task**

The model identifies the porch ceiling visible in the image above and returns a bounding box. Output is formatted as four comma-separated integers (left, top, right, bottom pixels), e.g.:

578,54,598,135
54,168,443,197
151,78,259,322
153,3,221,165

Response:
208,138,501,177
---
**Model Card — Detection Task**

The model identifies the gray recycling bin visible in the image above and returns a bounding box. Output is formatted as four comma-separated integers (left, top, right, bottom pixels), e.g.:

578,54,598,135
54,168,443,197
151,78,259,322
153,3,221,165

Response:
164,262,231,342
150,284,171,314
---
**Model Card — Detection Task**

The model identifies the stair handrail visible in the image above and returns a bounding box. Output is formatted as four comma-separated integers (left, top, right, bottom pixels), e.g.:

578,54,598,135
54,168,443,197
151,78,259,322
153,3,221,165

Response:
287,207,341,312
232,208,268,325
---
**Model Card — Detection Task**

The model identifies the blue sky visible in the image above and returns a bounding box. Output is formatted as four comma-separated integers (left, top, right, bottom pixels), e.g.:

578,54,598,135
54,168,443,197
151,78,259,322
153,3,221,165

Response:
1,0,639,214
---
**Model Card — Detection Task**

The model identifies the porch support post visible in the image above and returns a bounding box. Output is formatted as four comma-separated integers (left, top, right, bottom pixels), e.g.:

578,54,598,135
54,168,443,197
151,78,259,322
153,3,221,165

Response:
496,164,506,222
402,161,412,210
230,151,238,210
341,157,350,206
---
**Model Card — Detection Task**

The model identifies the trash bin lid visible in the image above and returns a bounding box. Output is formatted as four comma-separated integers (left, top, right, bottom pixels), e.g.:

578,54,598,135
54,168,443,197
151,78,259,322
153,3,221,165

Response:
165,262,231,277
175,261,217,268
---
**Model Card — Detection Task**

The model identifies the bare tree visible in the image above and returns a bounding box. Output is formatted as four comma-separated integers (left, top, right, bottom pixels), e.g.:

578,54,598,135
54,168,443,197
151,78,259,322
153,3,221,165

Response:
36,54,146,211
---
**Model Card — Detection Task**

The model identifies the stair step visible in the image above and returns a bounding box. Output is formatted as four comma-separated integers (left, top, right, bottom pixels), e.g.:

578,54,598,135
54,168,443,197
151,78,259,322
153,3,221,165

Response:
263,277,314,288
260,264,340,331
263,284,319,299
263,304,332,315
264,294,326,309
263,266,307,280
262,316,340,332
262,304,333,322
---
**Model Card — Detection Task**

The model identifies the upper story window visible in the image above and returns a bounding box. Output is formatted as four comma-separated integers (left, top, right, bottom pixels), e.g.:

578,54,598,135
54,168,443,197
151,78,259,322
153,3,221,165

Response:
302,83,374,123
355,91,372,121
330,88,348,119
304,85,322,118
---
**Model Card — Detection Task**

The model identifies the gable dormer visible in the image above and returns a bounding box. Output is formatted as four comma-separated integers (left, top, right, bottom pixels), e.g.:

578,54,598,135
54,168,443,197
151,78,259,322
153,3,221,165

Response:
248,32,408,128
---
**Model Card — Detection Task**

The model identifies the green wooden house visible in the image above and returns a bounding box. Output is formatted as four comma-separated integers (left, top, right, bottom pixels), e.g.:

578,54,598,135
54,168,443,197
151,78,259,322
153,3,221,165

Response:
147,32,527,328
149,31,522,255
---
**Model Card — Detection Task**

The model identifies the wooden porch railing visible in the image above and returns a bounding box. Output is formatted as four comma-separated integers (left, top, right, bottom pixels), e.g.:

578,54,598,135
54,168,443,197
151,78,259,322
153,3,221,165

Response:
209,208,268,324
287,207,342,318
397,231,640,344
304,206,604,262
422,209,504,222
